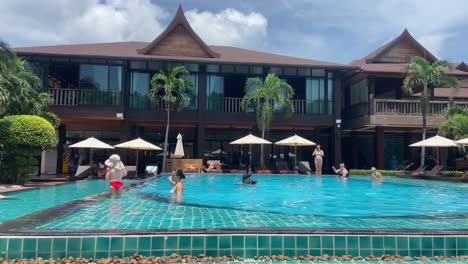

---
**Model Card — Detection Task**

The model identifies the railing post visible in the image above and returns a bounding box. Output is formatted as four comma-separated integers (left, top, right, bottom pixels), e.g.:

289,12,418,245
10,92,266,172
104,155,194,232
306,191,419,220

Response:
368,94,375,115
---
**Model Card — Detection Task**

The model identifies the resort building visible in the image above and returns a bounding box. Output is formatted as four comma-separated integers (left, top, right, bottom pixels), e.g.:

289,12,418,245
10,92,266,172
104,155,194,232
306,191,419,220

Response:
13,6,468,174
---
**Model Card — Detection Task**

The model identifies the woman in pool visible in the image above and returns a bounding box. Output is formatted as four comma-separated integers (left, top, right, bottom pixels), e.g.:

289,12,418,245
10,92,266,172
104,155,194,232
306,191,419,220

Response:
332,162,349,178
105,154,127,198
170,169,185,197
370,167,383,182
312,144,324,175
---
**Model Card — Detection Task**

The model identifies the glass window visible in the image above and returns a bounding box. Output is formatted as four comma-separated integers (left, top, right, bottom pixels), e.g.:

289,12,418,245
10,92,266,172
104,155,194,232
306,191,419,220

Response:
350,79,368,105
130,61,147,70
311,69,325,77
186,64,199,72
306,78,325,114
284,67,297,76
327,78,334,114
182,74,198,111
206,64,220,73
109,66,122,91
206,75,224,112
148,61,162,70
130,72,150,109
221,64,235,73
270,67,282,75
236,65,249,74
79,64,109,91
250,66,263,75
298,68,311,76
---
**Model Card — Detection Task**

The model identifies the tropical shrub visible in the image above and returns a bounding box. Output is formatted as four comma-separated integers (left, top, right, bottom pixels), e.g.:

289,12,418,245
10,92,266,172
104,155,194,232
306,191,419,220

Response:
438,113,468,141
0,115,57,183
349,169,404,176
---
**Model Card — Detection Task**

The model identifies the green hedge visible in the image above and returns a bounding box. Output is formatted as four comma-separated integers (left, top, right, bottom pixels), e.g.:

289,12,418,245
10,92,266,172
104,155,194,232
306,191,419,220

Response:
349,169,404,176
0,115,57,146
350,169,464,177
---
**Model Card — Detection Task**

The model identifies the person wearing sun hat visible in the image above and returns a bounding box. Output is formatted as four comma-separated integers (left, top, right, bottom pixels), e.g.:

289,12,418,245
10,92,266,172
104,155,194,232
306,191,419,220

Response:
105,154,127,198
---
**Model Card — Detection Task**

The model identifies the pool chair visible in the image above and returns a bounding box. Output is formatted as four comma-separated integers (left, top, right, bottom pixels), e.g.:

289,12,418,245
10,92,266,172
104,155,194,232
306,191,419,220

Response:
145,165,158,177
402,165,426,177
73,165,90,180
276,160,296,174
420,165,443,177
298,161,312,174
125,166,137,178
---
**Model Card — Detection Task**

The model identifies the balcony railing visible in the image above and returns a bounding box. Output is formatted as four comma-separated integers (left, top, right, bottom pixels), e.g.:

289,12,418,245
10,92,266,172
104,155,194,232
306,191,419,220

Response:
49,88,121,106
221,97,330,115
373,99,468,115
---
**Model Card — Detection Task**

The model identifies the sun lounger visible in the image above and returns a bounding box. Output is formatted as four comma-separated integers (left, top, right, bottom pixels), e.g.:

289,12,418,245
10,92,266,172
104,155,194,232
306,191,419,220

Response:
125,166,137,178
73,165,90,179
145,165,158,177
298,161,312,174
408,165,426,177
421,165,443,177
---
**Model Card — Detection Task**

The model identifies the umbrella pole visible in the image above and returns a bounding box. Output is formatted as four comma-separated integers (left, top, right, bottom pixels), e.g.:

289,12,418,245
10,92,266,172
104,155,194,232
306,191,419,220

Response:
295,145,298,166
89,148,93,176
249,144,252,169
136,149,139,177
437,147,440,166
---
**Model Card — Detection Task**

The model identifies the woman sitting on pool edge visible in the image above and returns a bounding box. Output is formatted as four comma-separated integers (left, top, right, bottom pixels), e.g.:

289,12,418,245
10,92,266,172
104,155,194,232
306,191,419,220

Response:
242,166,257,185
105,154,127,198
332,162,349,178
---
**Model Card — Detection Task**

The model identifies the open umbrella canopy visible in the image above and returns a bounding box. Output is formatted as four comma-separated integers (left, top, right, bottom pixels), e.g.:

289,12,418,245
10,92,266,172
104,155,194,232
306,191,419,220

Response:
275,134,316,147
114,137,162,150
229,134,272,145
455,137,468,145
69,137,114,149
409,135,457,147
174,133,185,158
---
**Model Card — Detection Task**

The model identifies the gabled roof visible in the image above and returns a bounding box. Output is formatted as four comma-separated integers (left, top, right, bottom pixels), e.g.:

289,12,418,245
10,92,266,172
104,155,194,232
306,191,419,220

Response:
352,29,438,68
456,61,468,72
14,42,355,69
137,5,219,58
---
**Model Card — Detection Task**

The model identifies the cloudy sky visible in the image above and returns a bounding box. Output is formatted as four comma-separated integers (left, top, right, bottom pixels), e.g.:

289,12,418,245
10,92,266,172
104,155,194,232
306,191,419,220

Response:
1,0,467,64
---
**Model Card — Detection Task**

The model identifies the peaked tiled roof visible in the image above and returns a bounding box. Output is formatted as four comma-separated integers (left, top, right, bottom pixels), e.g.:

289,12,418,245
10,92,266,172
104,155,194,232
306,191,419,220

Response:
137,5,219,58
352,29,438,67
456,61,468,72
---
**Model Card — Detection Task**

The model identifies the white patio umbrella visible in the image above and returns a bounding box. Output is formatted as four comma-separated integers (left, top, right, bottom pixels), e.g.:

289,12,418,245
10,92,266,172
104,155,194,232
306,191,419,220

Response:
174,133,185,158
275,134,316,165
114,137,162,175
229,133,272,166
69,137,114,174
455,138,468,145
409,135,457,166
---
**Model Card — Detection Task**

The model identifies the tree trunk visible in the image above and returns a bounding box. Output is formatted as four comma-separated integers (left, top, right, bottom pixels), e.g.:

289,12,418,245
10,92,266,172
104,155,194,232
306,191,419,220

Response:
162,108,170,172
420,84,428,167
260,126,265,168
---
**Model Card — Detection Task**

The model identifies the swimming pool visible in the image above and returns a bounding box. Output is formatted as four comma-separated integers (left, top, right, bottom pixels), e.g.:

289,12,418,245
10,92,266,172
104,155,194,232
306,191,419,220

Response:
34,174,468,230
0,180,134,223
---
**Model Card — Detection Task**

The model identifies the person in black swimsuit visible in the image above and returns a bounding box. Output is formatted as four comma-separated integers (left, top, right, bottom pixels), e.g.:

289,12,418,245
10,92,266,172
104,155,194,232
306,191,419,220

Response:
242,167,257,185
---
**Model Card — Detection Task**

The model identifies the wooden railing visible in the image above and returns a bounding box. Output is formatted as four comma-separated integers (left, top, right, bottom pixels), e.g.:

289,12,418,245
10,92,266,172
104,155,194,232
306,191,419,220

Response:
49,88,121,106
222,97,313,114
373,98,468,115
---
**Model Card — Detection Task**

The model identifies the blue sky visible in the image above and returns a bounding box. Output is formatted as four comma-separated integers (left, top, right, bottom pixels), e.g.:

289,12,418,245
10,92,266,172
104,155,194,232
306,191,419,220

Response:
1,0,467,64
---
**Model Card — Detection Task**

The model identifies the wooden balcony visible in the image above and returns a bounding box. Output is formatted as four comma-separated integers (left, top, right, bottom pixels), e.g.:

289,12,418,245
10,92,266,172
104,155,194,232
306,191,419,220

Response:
222,97,327,115
343,97,468,129
49,88,121,106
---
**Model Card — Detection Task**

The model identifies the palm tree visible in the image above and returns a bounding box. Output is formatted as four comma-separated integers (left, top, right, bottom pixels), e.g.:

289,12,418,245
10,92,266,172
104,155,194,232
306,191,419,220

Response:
403,56,458,166
149,66,193,172
0,40,15,112
242,73,295,167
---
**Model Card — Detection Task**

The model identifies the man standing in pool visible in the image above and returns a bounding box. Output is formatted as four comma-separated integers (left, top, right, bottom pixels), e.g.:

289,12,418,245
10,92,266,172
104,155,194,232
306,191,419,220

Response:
105,154,127,198
332,162,349,178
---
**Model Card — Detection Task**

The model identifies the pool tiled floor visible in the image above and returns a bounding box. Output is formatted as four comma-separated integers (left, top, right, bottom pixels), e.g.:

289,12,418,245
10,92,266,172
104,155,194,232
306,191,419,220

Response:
36,195,468,230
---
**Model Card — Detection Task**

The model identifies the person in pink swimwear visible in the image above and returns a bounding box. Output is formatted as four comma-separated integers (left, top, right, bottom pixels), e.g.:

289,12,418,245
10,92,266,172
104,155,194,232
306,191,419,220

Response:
105,154,127,198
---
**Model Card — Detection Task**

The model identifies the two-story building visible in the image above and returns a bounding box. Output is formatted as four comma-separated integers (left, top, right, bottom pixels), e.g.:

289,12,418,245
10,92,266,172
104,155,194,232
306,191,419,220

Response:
14,7,468,174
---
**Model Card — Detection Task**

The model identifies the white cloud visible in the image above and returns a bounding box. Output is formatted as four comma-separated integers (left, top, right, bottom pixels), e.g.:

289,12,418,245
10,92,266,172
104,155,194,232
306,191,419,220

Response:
0,0,168,46
185,8,268,49
0,0,268,51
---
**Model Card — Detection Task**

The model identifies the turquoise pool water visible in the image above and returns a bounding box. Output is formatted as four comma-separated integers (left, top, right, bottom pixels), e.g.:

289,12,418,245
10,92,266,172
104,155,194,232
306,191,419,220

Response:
0,180,133,223
35,175,468,230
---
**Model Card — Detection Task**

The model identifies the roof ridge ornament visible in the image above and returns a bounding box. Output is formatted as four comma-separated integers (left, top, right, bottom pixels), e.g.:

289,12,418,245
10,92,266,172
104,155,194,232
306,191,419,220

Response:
137,5,219,58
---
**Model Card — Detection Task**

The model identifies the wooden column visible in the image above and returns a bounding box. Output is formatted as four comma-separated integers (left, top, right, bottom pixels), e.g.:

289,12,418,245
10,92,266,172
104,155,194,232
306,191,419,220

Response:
375,126,385,169
333,77,342,166
350,133,359,168
196,66,207,158
56,124,66,175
